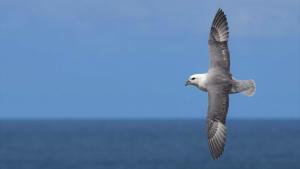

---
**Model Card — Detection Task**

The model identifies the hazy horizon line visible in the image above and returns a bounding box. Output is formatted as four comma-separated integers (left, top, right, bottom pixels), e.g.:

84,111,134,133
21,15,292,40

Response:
0,117,299,121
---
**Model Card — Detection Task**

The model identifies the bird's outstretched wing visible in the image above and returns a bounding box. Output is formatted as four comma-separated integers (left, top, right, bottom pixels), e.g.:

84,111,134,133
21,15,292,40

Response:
208,9,230,71
206,85,230,160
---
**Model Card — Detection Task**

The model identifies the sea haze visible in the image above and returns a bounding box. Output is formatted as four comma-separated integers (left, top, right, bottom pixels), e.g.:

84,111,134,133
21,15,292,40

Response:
0,119,299,169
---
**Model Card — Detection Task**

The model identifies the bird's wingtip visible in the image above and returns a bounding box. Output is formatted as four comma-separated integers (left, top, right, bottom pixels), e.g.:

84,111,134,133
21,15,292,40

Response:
217,8,224,13
208,121,227,160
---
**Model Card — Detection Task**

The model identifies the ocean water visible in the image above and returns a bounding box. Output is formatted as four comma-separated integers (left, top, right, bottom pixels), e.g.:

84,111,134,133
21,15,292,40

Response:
0,119,299,169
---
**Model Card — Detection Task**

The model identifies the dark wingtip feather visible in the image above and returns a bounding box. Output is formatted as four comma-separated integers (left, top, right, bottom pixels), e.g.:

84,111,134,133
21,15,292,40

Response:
208,121,227,160
210,9,229,42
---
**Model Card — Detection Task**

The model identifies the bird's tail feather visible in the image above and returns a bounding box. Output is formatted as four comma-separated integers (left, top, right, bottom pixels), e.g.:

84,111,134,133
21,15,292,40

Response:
231,79,256,96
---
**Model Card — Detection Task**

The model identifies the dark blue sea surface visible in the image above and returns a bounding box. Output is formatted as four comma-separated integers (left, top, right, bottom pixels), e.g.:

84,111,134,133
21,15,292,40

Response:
0,119,299,169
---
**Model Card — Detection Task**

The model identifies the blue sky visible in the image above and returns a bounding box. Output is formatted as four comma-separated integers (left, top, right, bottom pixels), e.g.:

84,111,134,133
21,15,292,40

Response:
0,0,299,119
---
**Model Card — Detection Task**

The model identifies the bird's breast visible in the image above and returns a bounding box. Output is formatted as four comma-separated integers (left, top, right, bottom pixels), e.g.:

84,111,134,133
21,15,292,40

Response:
198,85,208,92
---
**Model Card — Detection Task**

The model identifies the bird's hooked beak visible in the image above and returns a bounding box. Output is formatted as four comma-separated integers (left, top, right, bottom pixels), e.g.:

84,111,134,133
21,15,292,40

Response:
185,80,191,86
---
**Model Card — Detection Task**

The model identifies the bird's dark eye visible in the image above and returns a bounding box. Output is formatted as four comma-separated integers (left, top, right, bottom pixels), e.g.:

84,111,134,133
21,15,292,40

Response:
191,77,196,80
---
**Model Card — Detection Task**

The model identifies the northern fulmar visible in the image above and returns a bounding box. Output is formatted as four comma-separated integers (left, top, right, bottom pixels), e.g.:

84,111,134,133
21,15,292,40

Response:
185,9,256,160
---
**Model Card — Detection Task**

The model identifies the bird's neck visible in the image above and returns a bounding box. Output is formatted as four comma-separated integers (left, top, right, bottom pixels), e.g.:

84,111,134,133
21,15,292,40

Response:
197,73,208,91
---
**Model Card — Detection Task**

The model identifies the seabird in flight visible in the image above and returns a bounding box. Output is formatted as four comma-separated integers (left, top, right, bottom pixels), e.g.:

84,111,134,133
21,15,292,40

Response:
185,9,256,160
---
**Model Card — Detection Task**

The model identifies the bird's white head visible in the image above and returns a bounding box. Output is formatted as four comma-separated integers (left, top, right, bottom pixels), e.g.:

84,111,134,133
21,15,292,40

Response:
185,73,208,91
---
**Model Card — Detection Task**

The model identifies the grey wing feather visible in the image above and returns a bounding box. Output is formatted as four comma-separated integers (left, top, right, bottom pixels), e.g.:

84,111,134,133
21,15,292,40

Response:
207,85,230,160
208,9,230,71
207,120,227,160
